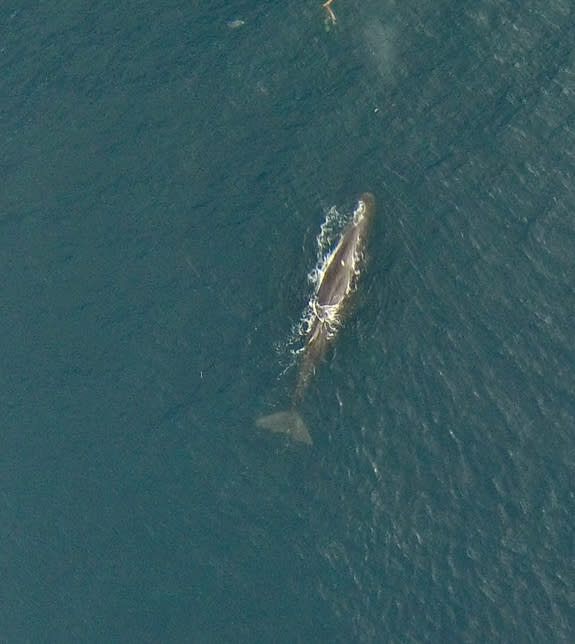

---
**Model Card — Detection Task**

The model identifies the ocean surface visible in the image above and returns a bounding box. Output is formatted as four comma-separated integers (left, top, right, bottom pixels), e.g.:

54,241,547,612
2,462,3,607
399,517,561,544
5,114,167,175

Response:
2,0,575,641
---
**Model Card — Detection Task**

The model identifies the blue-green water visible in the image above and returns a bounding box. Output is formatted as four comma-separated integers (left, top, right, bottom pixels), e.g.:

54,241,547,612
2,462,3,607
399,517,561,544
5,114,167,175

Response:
2,1,575,641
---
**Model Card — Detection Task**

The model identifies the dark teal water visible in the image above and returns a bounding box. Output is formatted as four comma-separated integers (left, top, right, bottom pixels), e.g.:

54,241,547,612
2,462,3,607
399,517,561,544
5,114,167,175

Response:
2,1,575,641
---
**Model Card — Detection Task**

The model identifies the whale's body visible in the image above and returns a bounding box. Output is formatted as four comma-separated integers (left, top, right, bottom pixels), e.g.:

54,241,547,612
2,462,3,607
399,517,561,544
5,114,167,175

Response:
257,193,375,445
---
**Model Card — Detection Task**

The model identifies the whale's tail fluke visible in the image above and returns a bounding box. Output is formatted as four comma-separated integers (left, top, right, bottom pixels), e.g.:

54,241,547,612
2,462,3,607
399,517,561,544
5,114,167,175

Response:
256,410,313,445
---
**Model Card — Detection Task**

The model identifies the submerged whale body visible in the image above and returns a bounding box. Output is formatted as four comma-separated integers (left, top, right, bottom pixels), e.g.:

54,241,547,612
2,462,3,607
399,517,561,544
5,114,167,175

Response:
257,193,375,445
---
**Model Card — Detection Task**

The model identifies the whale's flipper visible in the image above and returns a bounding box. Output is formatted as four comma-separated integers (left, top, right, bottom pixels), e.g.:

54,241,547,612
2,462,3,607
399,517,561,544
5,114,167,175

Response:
256,411,313,445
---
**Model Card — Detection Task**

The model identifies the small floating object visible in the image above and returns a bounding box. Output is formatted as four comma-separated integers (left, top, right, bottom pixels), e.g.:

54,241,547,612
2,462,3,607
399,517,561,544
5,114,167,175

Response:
322,0,337,25
226,19,245,29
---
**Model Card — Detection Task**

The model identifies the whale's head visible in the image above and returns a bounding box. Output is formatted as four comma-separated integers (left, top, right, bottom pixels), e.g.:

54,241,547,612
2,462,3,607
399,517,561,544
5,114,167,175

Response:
355,192,376,225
